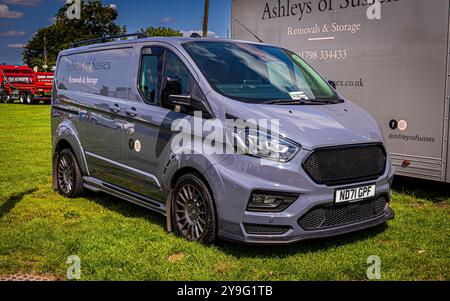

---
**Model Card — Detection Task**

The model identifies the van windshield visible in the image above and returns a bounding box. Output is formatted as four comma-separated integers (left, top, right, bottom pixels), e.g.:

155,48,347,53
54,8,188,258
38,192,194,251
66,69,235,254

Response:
183,41,339,104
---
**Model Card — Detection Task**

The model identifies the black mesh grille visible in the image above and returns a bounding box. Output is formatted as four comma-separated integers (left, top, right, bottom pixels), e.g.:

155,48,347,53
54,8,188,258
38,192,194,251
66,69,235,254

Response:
243,224,290,235
298,197,388,231
303,144,386,185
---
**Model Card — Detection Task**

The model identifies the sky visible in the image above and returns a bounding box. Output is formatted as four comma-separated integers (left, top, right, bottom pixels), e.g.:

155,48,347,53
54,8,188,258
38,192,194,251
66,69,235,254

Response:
0,0,232,65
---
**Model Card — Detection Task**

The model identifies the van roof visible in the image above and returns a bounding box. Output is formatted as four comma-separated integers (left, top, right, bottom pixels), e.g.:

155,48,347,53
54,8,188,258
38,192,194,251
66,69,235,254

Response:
60,37,271,55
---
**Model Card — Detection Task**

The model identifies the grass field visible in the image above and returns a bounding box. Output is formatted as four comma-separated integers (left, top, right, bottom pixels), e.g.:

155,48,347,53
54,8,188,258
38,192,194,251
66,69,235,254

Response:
0,103,449,281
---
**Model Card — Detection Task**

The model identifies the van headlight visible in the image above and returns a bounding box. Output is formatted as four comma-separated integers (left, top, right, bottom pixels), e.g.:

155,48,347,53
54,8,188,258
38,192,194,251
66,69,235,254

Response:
232,128,300,162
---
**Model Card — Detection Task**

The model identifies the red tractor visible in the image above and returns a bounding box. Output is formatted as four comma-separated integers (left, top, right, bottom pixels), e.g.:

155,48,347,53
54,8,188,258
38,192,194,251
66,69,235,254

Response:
0,65,54,104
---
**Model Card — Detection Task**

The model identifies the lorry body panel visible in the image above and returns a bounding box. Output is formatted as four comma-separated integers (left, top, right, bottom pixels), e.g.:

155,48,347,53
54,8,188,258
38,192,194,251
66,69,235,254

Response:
0,66,54,102
32,71,54,100
232,0,450,183
0,65,34,99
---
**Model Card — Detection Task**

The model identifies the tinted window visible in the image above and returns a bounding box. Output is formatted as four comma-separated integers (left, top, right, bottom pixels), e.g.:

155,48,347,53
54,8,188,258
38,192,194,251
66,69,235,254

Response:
160,50,196,113
139,48,196,113
164,51,192,95
57,47,134,98
183,41,337,103
139,47,165,104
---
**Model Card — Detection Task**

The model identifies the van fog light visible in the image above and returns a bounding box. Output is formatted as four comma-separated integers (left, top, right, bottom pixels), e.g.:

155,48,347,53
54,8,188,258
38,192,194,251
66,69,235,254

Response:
247,192,299,212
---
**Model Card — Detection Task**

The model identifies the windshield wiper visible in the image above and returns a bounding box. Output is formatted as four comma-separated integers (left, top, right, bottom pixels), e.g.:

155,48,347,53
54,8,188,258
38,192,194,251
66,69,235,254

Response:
262,99,305,105
262,99,338,105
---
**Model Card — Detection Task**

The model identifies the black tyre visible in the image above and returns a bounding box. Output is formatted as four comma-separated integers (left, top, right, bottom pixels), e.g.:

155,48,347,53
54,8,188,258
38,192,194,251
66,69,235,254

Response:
5,94,12,103
172,173,217,244
26,94,34,105
19,93,26,104
56,149,83,198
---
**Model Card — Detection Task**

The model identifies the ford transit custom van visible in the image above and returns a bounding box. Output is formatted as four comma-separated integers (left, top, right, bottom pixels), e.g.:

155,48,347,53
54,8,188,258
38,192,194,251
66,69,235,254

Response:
52,34,394,244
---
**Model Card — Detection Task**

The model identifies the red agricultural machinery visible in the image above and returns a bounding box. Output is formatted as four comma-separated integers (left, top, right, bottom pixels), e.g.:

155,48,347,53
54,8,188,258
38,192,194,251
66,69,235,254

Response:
32,71,54,103
0,65,54,104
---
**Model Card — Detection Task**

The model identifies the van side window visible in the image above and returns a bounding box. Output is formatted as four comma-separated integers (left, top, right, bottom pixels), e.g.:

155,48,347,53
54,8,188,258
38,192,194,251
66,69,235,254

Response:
139,47,164,104
164,51,192,96
160,50,197,113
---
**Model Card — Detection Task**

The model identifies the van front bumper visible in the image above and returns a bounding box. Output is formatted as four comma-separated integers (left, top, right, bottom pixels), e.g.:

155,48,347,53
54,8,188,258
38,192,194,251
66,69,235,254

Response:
204,152,395,245
221,207,394,245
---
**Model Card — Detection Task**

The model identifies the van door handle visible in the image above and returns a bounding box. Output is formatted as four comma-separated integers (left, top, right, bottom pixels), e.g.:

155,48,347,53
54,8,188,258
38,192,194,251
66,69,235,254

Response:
126,108,138,117
109,104,120,113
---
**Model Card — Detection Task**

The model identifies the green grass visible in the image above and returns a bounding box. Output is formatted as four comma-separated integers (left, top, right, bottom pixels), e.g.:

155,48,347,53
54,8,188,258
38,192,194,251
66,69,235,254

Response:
0,103,449,281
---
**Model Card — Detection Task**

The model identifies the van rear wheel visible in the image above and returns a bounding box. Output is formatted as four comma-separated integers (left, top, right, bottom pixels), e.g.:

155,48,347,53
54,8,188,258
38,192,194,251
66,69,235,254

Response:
172,173,217,244
56,149,83,198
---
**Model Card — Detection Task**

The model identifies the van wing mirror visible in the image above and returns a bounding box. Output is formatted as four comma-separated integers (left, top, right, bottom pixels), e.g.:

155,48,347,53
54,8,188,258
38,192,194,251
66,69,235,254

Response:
162,77,183,96
162,77,186,108
161,77,212,117
168,94,192,107
168,94,211,115
328,80,337,90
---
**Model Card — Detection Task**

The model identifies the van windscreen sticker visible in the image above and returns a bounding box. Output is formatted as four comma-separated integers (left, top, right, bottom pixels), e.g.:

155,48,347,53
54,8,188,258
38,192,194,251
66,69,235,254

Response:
289,91,309,100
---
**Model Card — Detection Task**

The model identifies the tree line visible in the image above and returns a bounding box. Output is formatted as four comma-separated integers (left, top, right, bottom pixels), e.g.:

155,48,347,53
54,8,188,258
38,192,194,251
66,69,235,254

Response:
23,0,183,69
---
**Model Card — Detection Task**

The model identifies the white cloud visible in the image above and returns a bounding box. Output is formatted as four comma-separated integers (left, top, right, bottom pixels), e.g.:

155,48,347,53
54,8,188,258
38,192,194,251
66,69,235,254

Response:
109,4,117,10
161,16,174,23
7,43,25,48
0,30,25,36
181,30,219,38
0,4,23,19
0,0,41,6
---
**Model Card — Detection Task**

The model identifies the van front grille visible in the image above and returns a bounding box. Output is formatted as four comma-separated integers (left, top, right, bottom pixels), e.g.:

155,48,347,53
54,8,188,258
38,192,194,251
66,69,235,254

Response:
303,144,386,185
298,197,388,231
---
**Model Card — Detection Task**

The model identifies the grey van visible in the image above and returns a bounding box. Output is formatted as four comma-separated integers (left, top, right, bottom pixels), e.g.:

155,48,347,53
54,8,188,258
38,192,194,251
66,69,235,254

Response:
52,34,395,244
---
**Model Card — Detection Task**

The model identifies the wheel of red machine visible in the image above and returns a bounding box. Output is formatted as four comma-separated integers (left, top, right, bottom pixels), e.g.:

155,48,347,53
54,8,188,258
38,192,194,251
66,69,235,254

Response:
19,94,26,104
26,94,34,105
5,94,12,103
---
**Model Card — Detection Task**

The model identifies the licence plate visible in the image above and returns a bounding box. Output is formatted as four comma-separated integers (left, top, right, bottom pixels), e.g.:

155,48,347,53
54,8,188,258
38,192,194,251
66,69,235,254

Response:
335,185,376,203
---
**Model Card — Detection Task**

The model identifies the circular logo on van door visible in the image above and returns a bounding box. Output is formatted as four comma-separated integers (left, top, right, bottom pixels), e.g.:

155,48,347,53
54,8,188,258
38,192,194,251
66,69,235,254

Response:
389,119,398,130
398,120,408,131
389,119,408,131
134,140,142,153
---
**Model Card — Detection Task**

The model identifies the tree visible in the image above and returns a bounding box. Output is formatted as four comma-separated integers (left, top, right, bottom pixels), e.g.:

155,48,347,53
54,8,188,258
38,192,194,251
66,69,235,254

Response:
23,0,126,69
141,26,182,38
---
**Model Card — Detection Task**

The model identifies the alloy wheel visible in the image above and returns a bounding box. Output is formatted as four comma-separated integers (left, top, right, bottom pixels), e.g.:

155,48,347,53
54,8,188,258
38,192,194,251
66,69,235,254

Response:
57,153,74,195
174,184,208,241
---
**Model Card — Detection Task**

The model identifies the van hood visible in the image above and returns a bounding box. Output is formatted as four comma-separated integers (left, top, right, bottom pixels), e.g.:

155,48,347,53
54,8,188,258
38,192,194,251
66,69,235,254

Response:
225,100,384,150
